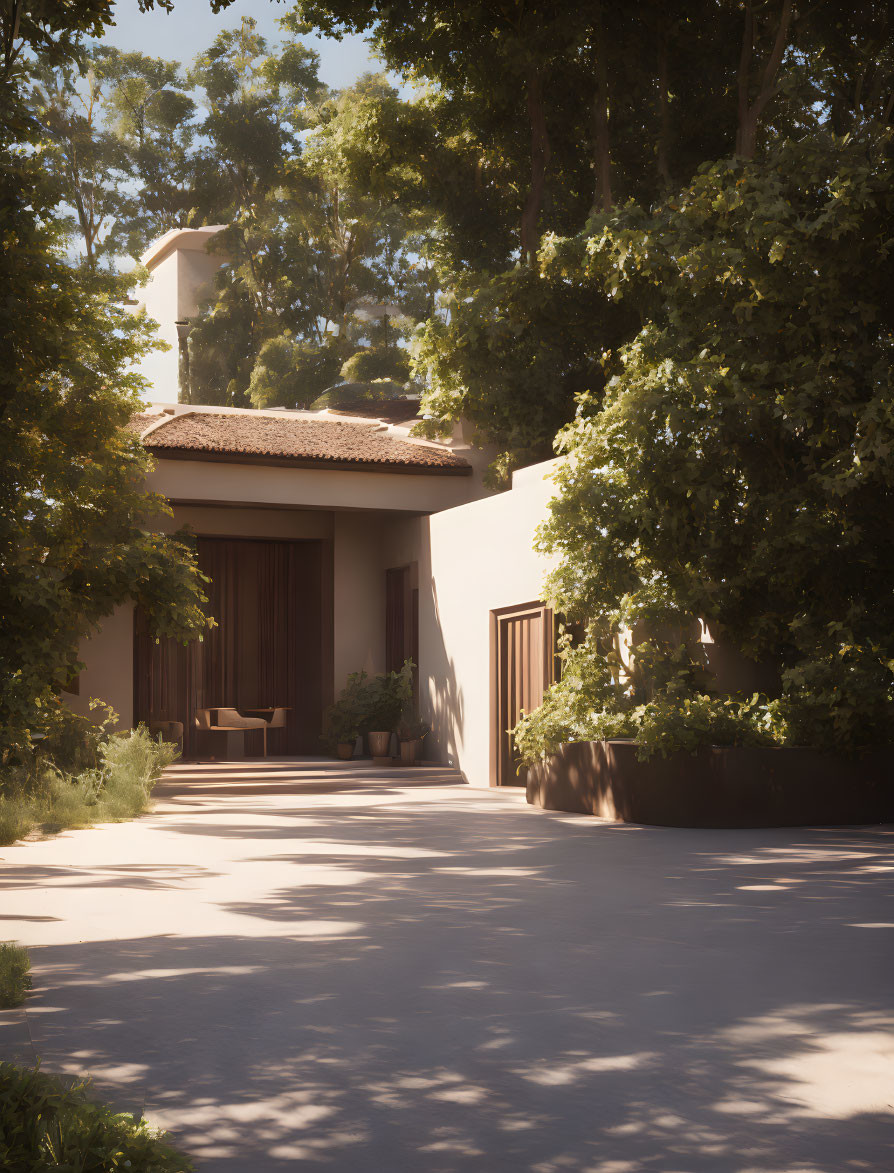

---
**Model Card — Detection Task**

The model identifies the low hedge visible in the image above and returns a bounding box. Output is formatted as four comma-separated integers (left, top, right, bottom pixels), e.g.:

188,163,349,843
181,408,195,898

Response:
0,1063,193,1172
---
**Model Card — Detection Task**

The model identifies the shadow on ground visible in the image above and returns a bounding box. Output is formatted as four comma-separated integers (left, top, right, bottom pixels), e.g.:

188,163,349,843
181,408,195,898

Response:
1,761,892,1172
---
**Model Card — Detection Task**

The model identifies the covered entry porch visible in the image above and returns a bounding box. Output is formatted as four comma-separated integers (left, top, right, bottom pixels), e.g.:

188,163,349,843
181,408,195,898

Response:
134,535,331,760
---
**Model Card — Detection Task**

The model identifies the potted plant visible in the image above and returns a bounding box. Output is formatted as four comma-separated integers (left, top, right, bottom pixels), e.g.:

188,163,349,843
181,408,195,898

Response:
362,661,414,760
332,715,360,760
397,713,430,765
322,672,367,760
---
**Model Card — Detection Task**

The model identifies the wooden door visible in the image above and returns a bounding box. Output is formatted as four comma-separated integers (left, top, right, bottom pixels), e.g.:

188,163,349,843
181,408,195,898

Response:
386,562,419,691
492,603,554,787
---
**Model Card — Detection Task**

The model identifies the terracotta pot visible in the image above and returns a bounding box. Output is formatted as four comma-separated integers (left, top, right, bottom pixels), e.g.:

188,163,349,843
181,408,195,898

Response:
400,739,420,765
368,731,392,757
336,742,354,761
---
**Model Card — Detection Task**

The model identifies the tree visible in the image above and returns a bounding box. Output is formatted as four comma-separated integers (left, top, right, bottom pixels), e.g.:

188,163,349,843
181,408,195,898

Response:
98,46,200,256
26,51,134,267
175,16,330,405
293,1,749,252
295,1,894,475
412,267,633,477
181,37,438,411
520,131,894,755
288,1,747,469
0,1,210,751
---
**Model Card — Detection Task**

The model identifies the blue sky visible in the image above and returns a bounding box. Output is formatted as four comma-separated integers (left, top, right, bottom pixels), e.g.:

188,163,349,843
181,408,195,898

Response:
102,0,378,89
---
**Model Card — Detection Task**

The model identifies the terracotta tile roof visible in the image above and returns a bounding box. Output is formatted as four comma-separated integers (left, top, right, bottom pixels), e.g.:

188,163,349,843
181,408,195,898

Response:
129,411,165,431
134,411,470,473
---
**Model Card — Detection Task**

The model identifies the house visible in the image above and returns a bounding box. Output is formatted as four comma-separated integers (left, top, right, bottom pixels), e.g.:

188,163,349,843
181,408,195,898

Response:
67,227,561,789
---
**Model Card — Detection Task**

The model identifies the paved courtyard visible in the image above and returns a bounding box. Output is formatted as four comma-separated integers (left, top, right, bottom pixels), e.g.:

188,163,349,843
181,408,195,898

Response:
1,759,892,1172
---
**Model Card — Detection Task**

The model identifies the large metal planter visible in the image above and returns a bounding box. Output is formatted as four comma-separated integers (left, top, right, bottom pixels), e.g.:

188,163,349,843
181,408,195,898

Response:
526,740,894,828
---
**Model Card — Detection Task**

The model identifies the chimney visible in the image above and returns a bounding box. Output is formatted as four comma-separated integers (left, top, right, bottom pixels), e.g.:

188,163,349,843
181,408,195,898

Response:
135,225,230,402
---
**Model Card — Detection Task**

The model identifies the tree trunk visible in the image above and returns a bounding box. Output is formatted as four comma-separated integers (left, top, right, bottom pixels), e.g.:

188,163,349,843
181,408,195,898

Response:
1,0,25,79
735,2,756,157
519,64,551,266
656,19,672,189
590,6,613,215
735,0,794,159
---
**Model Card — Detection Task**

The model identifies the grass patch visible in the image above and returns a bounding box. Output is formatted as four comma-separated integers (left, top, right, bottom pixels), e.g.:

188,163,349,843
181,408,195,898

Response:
0,942,31,1009
0,719,178,847
0,1062,194,1171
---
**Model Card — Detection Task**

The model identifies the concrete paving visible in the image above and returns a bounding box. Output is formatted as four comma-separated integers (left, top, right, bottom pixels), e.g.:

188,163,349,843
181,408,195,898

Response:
1,757,893,1172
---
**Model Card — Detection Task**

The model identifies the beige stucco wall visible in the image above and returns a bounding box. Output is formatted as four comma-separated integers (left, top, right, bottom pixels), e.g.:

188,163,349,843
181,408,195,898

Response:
174,247,227,322
147,457,479,516
380,515,425,573
421,458,562,787
333,513,386,688
67,605,134,730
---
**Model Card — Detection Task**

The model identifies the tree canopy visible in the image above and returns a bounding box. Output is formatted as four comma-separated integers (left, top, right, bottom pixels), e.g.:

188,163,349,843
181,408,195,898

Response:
0,0,210,751
36,18,434,412
293,0,894,472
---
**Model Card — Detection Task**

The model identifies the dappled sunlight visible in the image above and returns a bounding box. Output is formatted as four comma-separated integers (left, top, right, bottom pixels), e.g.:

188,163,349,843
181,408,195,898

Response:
745,1028,894,1118
512,1051,658,1087
37,964,263,986
1,760,892,1170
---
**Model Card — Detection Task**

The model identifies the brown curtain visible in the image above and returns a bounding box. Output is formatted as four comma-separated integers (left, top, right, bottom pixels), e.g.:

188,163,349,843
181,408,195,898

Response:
135,538,326,758
198,538,239,716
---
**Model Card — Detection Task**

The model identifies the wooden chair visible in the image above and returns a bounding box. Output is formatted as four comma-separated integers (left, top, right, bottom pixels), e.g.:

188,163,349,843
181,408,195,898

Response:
194,707,268,758
261,707,287,757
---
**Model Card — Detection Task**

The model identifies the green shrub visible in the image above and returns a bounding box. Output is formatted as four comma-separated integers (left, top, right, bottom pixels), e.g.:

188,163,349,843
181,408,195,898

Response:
0,1063,194,1171
100,726,178,816
0,943,31,1009
514,642,893,764
633,694,776,760
514,682,777,764
36,702,117,774
513,632,782,763
0,723,178,846
397,713,430,742
525,133,894,761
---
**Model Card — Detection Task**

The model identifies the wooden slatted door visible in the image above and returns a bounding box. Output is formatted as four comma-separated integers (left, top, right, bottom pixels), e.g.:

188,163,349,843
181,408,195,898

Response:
385,564,419,673
493,603,554,787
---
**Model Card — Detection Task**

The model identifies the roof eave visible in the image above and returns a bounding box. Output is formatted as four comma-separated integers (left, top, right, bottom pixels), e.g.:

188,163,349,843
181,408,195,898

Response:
147,446,473,476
